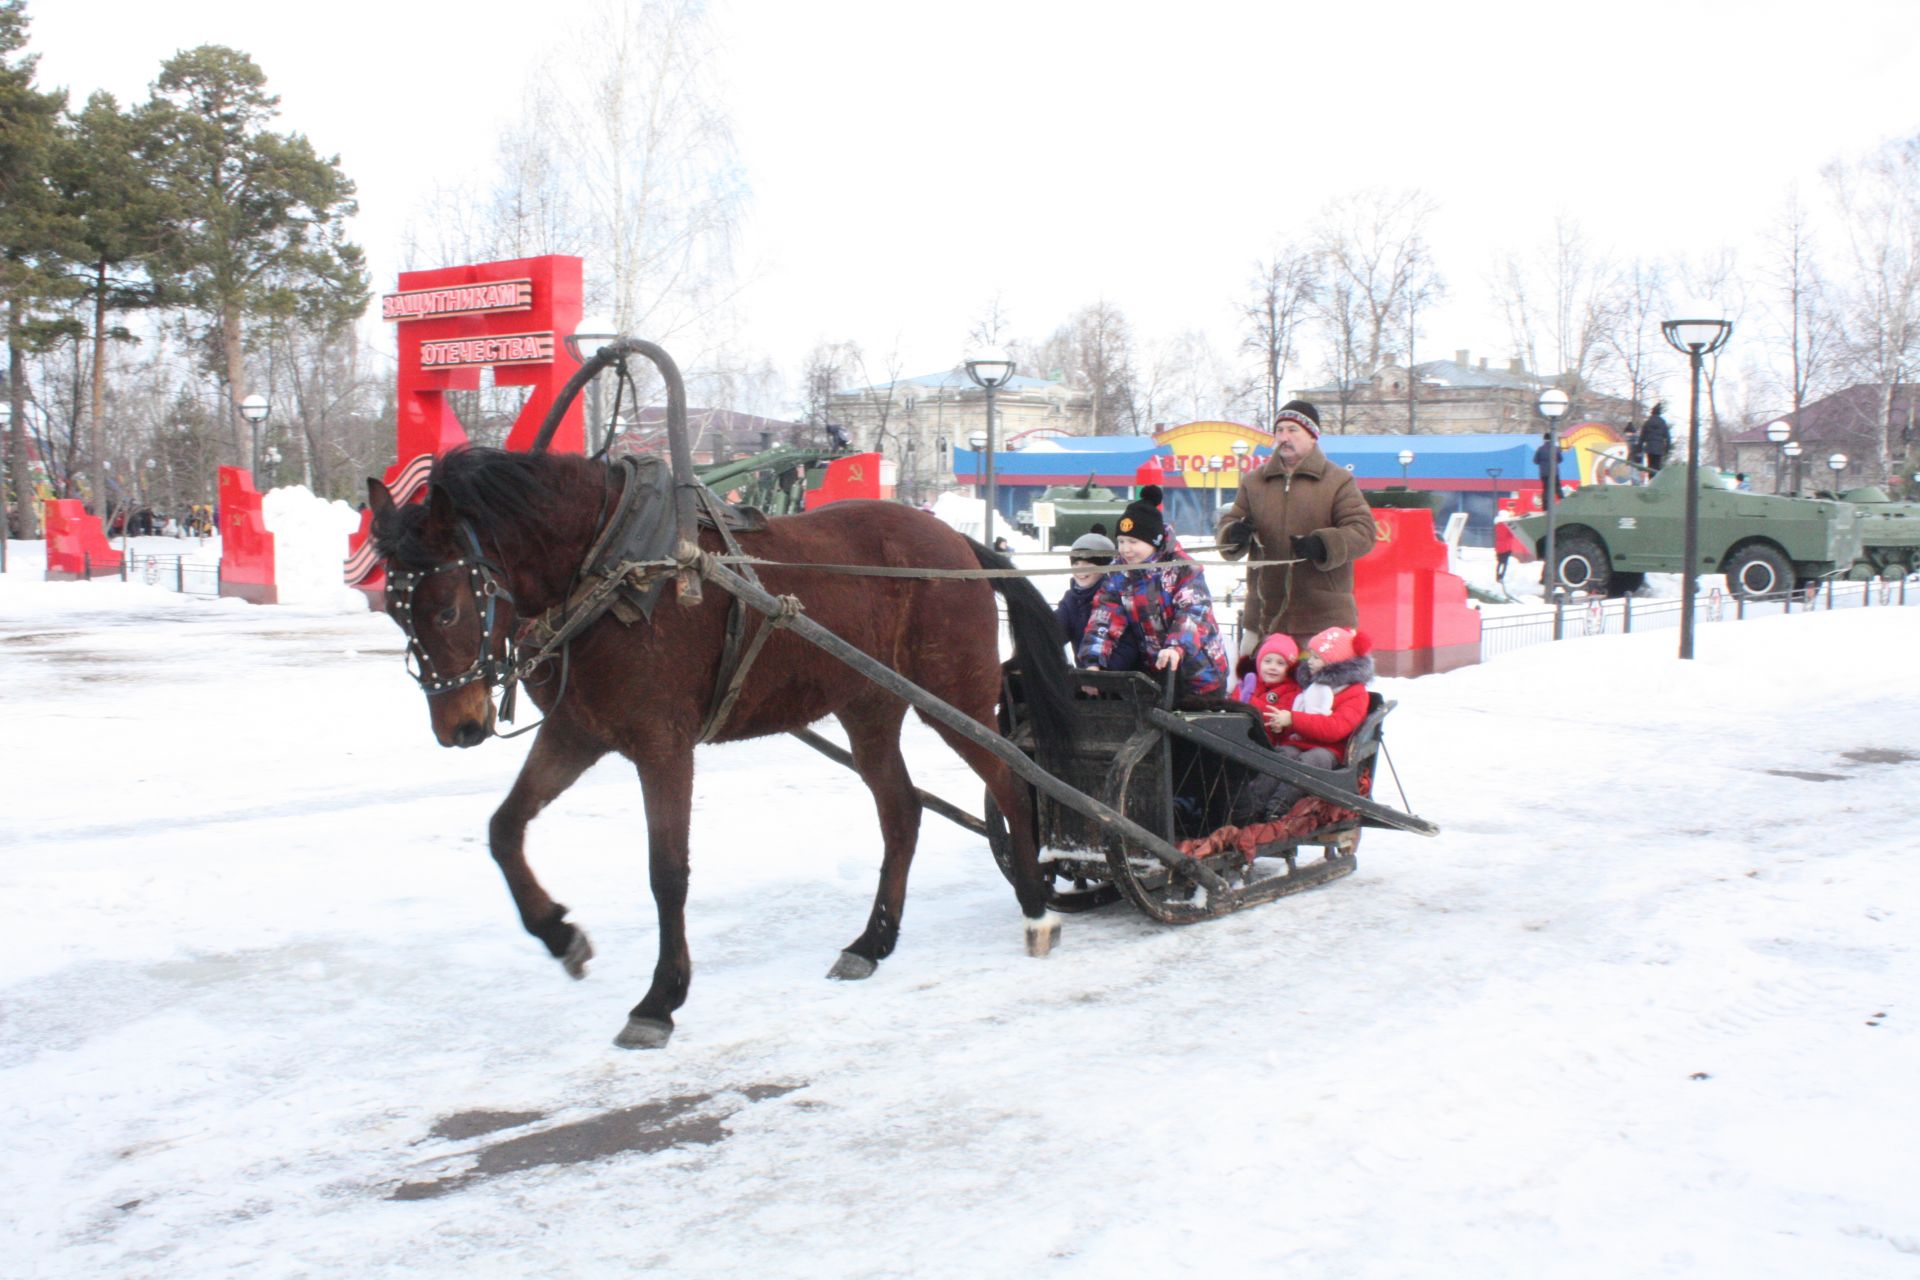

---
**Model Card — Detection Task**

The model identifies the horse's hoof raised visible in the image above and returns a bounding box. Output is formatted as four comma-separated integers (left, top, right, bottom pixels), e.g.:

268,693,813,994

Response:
1025,911,1062,958
613,1016,673,1050
827,950,877,981
562,929,594,980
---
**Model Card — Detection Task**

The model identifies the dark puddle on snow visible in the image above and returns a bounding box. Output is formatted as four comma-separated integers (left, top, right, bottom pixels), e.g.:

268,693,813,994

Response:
1842,747,1920,766
1765,745,1917,782
390,1083,805,1200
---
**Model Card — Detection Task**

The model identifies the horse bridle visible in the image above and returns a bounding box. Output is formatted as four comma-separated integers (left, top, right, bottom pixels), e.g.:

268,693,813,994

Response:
387,521,517,696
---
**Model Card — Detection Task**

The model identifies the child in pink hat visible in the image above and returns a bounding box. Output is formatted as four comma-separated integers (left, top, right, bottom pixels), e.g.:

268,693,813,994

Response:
1232,632,1303,746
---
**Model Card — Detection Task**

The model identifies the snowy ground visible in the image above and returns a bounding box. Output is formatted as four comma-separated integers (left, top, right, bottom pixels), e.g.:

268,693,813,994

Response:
4,557,1919,1278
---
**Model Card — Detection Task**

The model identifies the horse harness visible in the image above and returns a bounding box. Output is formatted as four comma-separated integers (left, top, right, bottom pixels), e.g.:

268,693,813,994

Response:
393,454,802,744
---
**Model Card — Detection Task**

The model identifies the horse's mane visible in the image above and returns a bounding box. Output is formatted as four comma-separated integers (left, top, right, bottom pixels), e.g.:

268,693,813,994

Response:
373,447,607,569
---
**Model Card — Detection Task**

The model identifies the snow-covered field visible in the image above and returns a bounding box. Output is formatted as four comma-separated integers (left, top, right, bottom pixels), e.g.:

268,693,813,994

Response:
4,556,1918,1278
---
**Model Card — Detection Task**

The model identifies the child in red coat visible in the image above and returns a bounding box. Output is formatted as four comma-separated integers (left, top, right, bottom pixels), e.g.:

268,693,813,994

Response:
1230,626,1374,824
1231,632,1302,745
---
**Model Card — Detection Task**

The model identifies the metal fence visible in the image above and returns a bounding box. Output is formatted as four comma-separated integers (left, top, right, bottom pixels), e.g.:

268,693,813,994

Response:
1481,575,1918,659
75,551,222,597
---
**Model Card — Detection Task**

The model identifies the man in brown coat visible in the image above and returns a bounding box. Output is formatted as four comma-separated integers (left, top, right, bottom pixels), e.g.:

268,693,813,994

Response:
1214,400,1378,649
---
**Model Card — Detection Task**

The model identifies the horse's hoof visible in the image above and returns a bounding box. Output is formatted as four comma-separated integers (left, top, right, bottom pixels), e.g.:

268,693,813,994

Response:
613,1016,673,1050
1025,911,1062,958
827,951,877,981
561,929,594,980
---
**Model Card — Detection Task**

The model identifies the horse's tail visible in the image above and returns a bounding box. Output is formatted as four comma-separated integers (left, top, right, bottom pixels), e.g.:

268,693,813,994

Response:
969,539,1074,767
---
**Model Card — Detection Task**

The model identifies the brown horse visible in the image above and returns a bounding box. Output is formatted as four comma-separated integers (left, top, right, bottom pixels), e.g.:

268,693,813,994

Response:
369,446,1073,1049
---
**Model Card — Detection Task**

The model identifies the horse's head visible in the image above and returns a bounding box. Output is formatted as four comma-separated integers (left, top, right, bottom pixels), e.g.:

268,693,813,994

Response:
369,477,518,748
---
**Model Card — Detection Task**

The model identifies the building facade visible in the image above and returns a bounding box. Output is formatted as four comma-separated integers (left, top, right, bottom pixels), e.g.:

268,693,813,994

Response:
1296,350,1637,436
830,369,1094,505
1729,383,1920,493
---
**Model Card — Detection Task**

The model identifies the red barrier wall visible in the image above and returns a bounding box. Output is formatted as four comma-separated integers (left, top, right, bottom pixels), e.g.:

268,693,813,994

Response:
805,453,892,509
217,466,277,604
43,500,124,580
1354,507,1481,676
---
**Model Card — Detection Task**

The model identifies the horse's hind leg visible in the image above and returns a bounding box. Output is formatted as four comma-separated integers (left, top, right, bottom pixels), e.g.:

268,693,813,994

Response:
489,718,606,978
828,701,921,981
924,708,1060,958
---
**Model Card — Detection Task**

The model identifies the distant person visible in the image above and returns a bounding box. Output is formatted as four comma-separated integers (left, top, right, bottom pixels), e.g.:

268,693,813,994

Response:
1054,526,1140,672
1493,509,1521,583
1214,400,1378,651
1080,485,1230,696
992,535,1012,553
1735,472,1753,491
1533,433,1565,505
1639,403,1672,475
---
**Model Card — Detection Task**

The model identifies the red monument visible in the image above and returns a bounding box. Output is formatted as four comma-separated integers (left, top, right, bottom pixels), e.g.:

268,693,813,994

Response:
343,254,586,598
1354,507,1482,676
42,500,123,580
217,465,277,604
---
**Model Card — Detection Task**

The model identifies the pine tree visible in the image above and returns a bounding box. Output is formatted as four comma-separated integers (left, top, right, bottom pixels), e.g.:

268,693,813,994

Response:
0,0,67,533
142,45,367,474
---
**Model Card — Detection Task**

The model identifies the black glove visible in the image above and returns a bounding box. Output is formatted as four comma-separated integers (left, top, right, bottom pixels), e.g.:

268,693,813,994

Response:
1291,533,1328,563
1220,519,1254,551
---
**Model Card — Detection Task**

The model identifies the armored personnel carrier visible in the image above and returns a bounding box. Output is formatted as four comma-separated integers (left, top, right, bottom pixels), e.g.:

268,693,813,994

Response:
1837,486,1920,578
1511,464,1862,597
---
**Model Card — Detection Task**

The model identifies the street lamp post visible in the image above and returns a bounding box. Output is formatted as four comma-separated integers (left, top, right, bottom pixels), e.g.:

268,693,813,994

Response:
1765,420,1792,493
1536,388,1570,599
239,394,270,483
1827,452,1848,492
1782,440,1803,495
1661,314,1735,660
1397,448,1414,486
964,350,1016,546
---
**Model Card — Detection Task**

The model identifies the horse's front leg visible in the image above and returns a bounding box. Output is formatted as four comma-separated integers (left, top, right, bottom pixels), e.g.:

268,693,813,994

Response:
614,747,695,1050
489,717,606,978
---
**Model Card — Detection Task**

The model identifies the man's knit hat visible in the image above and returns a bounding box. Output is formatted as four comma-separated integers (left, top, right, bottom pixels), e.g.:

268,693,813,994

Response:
1116,484,1166,547
1273,399,1322,438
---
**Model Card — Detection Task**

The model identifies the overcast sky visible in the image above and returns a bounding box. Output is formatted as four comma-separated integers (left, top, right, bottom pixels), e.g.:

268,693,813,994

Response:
28,0,1920,410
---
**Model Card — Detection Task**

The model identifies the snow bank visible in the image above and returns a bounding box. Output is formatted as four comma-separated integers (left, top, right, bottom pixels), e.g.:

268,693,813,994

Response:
262,485,370,611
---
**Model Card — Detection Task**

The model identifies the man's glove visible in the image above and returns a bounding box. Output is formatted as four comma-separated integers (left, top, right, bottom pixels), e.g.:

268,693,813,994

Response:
1219,519,1254,551
1291,533,1328,563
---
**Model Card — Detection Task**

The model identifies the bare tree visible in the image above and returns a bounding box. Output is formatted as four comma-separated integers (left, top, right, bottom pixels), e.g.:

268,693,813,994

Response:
1241,245,1317,428
1494,217,1616,418
1679,246,1744,465
1311,274,1365,432
968,293,1012,351
1599,257,1671,429
1313,188,1441,381
1022,301,1139,434
1760,189,1838,424
1825,135,1920,482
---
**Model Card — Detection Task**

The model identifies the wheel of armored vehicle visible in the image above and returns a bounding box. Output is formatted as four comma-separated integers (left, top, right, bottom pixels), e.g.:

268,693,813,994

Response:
1553,530,1612,594
1724,543,1792,598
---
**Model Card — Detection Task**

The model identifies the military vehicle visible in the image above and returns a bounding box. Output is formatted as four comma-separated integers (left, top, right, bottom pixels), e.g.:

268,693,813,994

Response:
1511,464,1862,598
1020,474,1130,549
1837,486,1920,578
